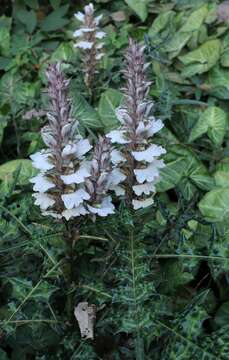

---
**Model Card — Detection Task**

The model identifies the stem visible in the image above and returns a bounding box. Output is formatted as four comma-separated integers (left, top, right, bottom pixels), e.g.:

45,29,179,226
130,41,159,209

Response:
64,220,80,324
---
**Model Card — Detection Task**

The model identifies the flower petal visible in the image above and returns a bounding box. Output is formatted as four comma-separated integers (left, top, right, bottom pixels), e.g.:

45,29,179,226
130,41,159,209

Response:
30,174,55,192
132,145,166,162
75,139,92,158
108,168,126,186
132,197,154,210
33,193,55,210
75,12,85,22
147,119,164,137
62,205,88,220
106,129,129,144
62,189,90,209
111,149,125,165
61,166,90,185
42,211,62,219
133,182,156,196
74,41,93,49
30,151,54,171
134,160,165,183
96,31,106,39
87,196,115,217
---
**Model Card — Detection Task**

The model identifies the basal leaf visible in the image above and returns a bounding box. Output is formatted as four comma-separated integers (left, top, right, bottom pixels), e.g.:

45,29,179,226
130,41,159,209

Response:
98,88,123,131
189,106,227,146
148,11,175,36
41,5,69,32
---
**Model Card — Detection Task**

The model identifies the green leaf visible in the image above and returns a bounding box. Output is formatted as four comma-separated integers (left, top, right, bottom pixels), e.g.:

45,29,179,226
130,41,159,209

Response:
51,42,74,62
71,94,102,129
41,5,69,32
0,115,7,145
0,160,36,186
179,5,209,33
0,349,8,360
215,302,229,327
157,157,186,192
0,16,11,56
221,49,229,67
189,106,227,146
179,40,221,77
16,9,37,33
98,88,123,131
199,188,229,222
148,11,175,36
124,0,148,22
165,32,192,58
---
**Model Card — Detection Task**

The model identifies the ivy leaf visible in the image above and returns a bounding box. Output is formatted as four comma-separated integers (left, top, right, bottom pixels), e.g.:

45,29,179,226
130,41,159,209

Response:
179,39,221,77
148,11,175,36
98,88,123,131
124,0,148,22
199,188,229,222
189,106,227,146
179,5,209,33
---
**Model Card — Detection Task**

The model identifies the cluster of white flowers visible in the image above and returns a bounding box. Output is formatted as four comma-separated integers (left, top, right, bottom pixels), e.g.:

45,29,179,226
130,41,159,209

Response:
106,39,166,210
30,63,124,221
73,3,105,89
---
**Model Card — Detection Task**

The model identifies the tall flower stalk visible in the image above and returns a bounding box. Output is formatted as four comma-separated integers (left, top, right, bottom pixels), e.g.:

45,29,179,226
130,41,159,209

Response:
107,38,166,210
73,3,105,92
30,63,121,322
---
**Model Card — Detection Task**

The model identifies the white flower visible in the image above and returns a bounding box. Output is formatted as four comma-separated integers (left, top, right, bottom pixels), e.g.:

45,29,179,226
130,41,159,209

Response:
106,129,129,144
87,196,115,217
61,166,90,185
61,189,90,209
85,3,94,12
95,53,104,60
75,12,85,22
132,197,154,210
62,139,92,158
96,31,106,39
111,149,125,165
30,151,54,171
42,211,62,219
33,193,55,210
108,168,126,186
95,14,103,25
116,108,132,125
30,174,55,192
62,205,89,220
134,160,165,183
146,119,164,137
110,185,125,196
96,42,104,49
73,28,94,37
132,144,166,162
75,139,92,158
133,182,156,196
74,41,93,49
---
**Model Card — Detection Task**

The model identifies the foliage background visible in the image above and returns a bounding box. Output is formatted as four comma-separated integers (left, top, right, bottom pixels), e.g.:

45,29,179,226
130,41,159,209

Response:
1,0,229,359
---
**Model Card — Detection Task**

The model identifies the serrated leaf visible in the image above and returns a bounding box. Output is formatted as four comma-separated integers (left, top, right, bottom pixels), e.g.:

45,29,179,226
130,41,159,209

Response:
124,0,148,22
98,88,123,131
199,188,229,222
189,106,227,146
179,40,221,77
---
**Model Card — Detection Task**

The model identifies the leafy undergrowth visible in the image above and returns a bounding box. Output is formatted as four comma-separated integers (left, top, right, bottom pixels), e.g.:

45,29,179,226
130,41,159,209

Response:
1,0,229,359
